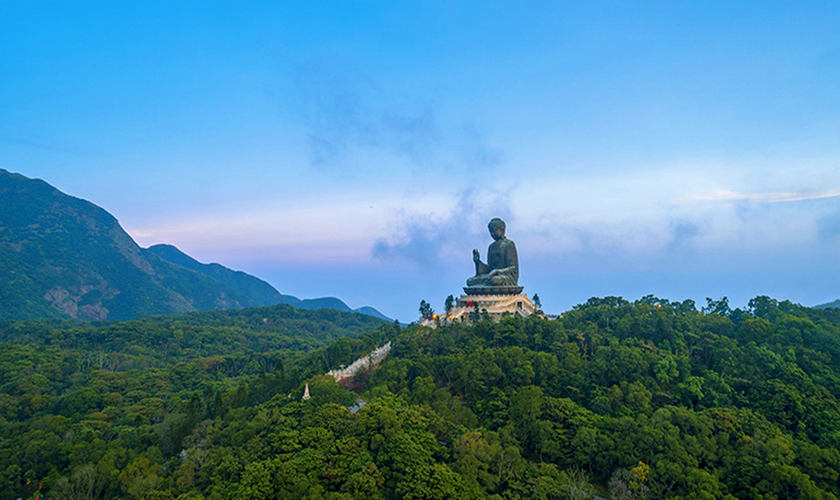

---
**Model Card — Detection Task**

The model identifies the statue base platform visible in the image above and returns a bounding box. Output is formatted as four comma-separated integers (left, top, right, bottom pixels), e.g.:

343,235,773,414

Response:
421,293,541,327
463,285,523,295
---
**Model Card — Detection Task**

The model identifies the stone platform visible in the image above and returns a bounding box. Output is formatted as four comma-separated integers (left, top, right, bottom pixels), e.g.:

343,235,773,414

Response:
425,293,540,326
463,285,523,295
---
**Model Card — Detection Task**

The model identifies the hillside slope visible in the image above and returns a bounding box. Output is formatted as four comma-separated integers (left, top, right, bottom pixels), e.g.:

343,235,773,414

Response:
200,294,840,498
0,302,387,364
3,295,839,498
146,243,300,306
0,302,390,499
0,169,393,322
0,169,253,321
148,243,393,320
815,298,840,309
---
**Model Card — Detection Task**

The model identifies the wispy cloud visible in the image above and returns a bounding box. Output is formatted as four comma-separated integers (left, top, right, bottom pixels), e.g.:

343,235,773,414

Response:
818,204,840,243
126,190,457,262
288,63,502,171
372,188,514,266
684,189,840,204
666,220,702,251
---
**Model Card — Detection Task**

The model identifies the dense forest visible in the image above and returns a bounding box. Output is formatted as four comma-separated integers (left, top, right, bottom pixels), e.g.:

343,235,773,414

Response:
2,296,840,498
0,304,388,499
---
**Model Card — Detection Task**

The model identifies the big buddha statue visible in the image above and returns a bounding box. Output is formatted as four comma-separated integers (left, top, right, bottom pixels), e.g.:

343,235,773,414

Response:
465,218,522,295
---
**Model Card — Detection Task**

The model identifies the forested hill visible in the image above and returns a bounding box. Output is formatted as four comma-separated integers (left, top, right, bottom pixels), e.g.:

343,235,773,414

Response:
815,298,840,309
0,303,391,498
194,296,839,499
0,169,254,321
0,169,392,322
146,243,301,307
0,303,386,366
147,244,394,321
3,295,840,498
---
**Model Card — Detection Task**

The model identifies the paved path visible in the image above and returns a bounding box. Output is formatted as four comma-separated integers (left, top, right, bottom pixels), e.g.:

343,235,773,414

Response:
328,341,391,381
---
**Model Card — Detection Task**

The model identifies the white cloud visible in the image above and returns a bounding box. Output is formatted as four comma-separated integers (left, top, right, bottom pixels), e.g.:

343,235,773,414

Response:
128,158,840,265
682,189,840,204
126,189,456,262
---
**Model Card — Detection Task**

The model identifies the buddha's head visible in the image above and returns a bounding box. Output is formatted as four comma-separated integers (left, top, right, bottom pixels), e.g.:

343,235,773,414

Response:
488,218,506,240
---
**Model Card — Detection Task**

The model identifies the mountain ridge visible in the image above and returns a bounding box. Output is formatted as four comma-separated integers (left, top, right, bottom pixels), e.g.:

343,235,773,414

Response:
815,299,840,309
146,243,392,321
0,168,256,321
145,243,300,306
0,169,391,322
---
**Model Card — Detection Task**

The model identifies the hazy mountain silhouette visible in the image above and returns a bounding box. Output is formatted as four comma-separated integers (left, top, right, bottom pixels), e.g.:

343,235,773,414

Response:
0,169,391,322
148,243,392,320
814,299,840,309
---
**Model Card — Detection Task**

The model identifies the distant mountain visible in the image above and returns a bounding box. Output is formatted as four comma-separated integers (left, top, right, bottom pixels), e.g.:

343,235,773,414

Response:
148,243,393,321
814,299,840,309
146,244,300,306
0,169,256,321
298,297,392,320
352,306,394,321
0,169,391,322
0,169,387,321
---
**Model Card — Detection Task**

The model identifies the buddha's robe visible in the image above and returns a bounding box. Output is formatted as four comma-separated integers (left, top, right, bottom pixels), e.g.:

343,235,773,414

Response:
467,237,518,287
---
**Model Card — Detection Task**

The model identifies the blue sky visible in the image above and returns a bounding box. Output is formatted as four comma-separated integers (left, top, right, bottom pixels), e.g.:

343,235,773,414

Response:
2,1,840,321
